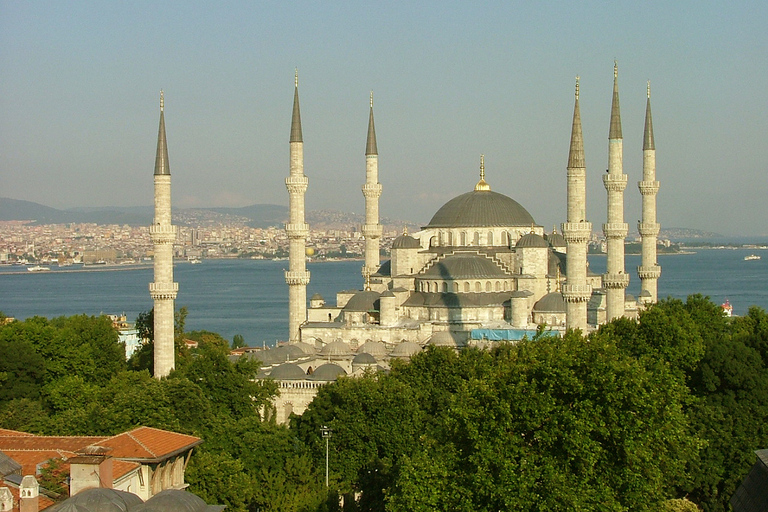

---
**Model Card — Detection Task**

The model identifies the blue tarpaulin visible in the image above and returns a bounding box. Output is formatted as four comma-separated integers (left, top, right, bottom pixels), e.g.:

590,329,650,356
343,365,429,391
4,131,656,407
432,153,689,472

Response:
470,328,540,341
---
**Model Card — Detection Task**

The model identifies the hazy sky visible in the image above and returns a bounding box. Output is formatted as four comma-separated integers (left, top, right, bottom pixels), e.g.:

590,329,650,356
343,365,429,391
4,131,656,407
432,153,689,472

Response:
1,1,766,235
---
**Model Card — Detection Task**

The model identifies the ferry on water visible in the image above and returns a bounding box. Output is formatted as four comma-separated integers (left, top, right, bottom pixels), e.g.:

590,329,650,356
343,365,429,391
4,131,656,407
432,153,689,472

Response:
744,254,761,261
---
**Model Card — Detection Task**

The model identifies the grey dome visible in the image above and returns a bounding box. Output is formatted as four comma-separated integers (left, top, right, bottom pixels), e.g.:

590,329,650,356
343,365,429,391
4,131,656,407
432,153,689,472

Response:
292,341,316,355
533,292,567,313
426,190,535,228
516,232,549,248
312,363,347,381
421,253,507,280
392,233,421,249
49,488,144,512
319,340,352,357
391,341,422,358
133,489,224,512
427,331,463,348
269,363,307,380
255,344,306,365
352,352,377,365
545,231,566,248
358,340,387,357
343,290,380,312
310,293,324,300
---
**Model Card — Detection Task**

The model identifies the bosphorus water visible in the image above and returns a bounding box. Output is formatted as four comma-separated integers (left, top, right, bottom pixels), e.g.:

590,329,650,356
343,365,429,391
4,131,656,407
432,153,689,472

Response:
2,248,767,347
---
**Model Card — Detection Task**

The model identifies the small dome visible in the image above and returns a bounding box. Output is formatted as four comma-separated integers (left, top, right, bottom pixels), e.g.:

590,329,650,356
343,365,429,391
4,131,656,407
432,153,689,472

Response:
312,363,347,381
427,331,463,348
426,190,535,228
625,294,636,302
255,345,306,365
352,352,377,365
380,290,396,298
343,290,380,312
53,488,143,512
545,231,566,248
392,233,421,249
533,292,567,313
269,363,307,380
391,341,422,358
319,340,352,357
358,340,387,357
516,232,549,248
292,341,316,355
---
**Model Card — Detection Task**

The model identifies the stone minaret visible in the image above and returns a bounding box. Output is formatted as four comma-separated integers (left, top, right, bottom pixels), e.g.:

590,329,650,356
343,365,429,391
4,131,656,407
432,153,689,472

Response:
361,92,382,283
561,77,592,331
638,81,661,304
603,62,629,320
150,91,178,378
285,71,310,343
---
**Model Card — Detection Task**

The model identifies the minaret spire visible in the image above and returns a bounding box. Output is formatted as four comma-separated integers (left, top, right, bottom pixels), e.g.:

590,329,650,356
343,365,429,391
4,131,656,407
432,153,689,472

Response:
286,72,310,343
149,90,178,378
475,154,490,191
362,91,382,282
562,76,592,331
638,80,661,304
603,62,629,320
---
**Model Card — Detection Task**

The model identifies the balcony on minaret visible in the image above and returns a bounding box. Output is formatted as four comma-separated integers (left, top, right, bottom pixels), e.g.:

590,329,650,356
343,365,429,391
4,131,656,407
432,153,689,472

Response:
361,225,382,239
602,222,628,239
285,270,310,285
362,183,382,198
149,224,178,243
637,265,662,280
285,175,308,193
285,223,309,238
603,272,630,289
637,222,660,237
562,283,592,302
149,282,179,300
638,180,660,195
602,173,628,191
561,222,592,243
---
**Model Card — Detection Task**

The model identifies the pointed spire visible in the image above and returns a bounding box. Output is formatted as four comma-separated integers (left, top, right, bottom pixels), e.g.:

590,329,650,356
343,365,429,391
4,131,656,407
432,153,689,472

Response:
366,91,378,155
475,154,490,191
154,90,170,175
290,69,303,143
567,77,585,169
609,61,622,139
644,81,655,150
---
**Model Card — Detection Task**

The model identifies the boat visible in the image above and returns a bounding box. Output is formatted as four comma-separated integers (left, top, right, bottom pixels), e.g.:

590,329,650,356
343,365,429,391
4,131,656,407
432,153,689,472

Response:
27,265,50,272
744,254,761,261
188,258,201,264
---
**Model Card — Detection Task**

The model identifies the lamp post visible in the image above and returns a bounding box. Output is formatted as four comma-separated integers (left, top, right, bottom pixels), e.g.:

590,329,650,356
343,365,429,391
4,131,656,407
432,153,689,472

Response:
321,425,332,487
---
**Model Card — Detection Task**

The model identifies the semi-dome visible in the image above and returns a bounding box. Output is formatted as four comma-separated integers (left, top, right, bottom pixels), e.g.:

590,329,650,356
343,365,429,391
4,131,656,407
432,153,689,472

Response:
343,290,380,312
312,363,347,381
269,363,307,380
319,340,352,357
545,231,566,248
421,253,507,280
516,232,549,248
533,292,567,313
426,190,535,228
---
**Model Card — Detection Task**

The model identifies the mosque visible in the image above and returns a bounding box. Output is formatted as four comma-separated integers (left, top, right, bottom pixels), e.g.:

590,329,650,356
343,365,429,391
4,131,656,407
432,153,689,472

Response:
148,65,661,421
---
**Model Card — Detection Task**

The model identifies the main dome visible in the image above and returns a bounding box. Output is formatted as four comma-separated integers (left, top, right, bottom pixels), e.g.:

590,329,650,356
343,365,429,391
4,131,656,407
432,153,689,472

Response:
426,190,535,228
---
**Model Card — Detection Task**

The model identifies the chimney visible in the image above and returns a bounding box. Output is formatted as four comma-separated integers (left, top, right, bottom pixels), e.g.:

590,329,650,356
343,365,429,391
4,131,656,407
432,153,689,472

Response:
19,476,38,512
68,446,114,496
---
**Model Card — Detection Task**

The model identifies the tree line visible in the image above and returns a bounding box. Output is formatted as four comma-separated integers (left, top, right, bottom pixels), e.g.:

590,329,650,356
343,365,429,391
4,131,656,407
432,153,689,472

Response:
1,295,767,511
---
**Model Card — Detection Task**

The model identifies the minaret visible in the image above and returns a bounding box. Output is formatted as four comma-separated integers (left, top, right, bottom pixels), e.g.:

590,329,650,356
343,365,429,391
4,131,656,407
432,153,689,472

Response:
361,91,382,283
285,70,310,343
149,91,178,378
638,81,661,304
603,62,630,320
561,77,592,331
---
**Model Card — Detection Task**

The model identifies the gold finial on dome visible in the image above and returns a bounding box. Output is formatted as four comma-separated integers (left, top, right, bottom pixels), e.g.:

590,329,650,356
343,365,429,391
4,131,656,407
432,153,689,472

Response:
160,90,164,112
556,267,561,292
295,68,299,88
403,226,408,236
370,90,373,108
475,154,490,191
647,80,651,99
614,59,618,79
364,272,371,291
575,76,580,100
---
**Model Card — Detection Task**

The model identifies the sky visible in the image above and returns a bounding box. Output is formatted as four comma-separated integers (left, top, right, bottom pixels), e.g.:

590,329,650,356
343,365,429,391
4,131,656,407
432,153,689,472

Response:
1,1,766,236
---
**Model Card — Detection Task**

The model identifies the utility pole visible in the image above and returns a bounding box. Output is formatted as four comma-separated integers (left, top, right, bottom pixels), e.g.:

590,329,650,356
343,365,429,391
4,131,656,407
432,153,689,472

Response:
321,425,332,487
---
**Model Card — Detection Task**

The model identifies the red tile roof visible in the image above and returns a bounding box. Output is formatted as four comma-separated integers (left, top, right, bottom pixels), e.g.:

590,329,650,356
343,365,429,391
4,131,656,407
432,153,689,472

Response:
0,451,74,478
0,437,106,454
0,479,55,511
0,429,34,437
94,427,201,463
111,460,141,481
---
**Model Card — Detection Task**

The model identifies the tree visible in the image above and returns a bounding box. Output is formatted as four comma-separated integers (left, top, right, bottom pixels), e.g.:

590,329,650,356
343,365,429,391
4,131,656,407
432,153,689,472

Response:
232,334,246,349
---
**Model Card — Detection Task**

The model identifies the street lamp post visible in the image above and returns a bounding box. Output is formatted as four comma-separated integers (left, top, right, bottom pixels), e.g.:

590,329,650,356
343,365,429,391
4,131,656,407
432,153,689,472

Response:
321,425,332,487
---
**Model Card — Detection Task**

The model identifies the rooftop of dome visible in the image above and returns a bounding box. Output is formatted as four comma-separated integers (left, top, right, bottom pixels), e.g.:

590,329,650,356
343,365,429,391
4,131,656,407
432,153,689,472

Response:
533,292,567,313
392,233,421,249
352,352,377,365
425,189,535,228
342,290,380,312
421,252,508,280
319,340,353,357
391,341,422,358
269,363,308,380
312,363,347,381
358,340,387,357
516,232,549,248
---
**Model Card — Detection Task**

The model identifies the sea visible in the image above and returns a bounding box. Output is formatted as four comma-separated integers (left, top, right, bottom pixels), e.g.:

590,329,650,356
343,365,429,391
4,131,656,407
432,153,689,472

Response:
1,248,767,347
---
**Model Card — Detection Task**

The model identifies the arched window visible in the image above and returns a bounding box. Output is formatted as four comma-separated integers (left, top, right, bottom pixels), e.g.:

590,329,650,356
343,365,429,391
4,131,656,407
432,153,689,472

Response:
454,282,459,292
485,281,491,292
473,232,480,245
495,281,501,291
442,282,448,293
464,282,470,292
501,231,508,246
461,232,467,245
447,232,453,245
475,281,481,292
487,231,494,246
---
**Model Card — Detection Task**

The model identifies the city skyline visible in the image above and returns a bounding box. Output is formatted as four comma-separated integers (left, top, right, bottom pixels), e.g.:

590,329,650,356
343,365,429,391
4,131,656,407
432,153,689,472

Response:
1,1,766,236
